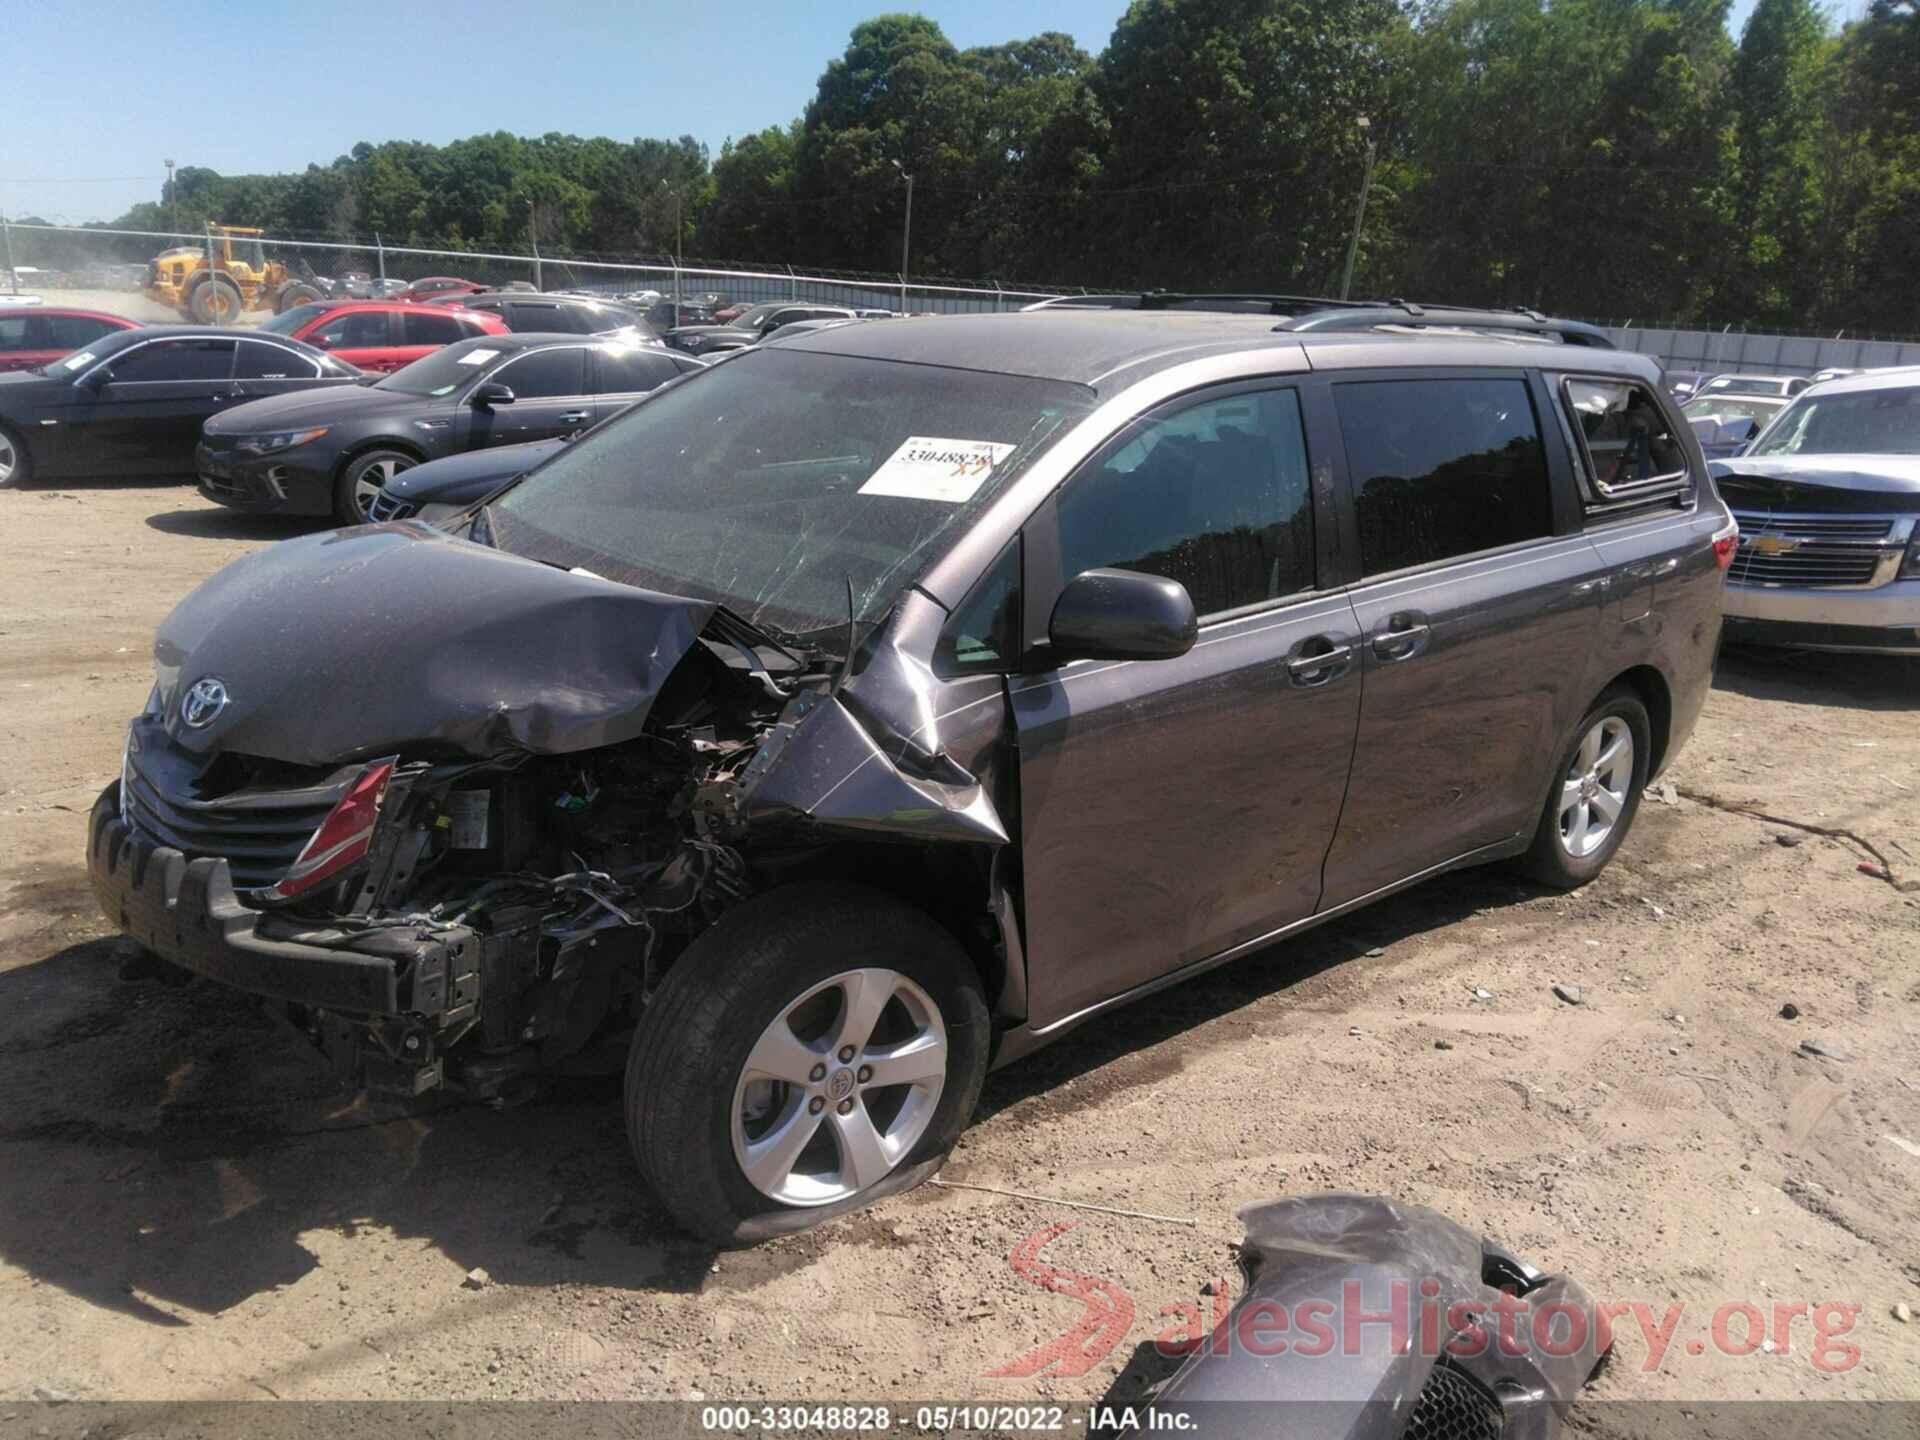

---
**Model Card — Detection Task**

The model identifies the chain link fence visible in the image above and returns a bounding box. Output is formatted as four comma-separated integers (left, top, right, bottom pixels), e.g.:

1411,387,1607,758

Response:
9,220,1920,375
0,221,1079,317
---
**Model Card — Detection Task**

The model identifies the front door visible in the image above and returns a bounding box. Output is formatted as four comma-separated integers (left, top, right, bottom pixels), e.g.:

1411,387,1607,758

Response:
1012,384,1363,1029
467,346,593,449
63,337,239,477
1318,372,1606,907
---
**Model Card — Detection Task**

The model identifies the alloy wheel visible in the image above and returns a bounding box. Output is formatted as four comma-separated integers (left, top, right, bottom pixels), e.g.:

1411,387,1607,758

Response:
730,967,947,1207
351,457,414,518
0,432,14,485
1557,715,1634,859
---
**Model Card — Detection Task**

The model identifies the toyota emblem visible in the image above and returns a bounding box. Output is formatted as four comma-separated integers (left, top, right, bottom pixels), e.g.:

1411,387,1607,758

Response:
180,677,230,729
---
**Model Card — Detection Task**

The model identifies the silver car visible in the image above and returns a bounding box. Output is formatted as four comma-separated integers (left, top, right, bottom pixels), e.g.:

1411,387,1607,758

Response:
1715,364,1920,654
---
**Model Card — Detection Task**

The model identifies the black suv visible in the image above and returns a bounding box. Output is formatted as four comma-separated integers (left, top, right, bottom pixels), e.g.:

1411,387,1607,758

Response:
450,292,656,338
88,312,1732,1241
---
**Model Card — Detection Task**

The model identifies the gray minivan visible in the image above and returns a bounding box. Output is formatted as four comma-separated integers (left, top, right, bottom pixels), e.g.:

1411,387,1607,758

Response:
88,312,1734,1240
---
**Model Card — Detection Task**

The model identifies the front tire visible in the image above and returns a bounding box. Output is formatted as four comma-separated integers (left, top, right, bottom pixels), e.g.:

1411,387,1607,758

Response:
333,449,416,525
0,425,30,489
276,281,321,312
189,276,243,325
1519,686,1651,888
627,885,989,1243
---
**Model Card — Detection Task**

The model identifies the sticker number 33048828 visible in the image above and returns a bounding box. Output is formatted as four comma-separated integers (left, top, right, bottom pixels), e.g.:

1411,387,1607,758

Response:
857,436,1016,503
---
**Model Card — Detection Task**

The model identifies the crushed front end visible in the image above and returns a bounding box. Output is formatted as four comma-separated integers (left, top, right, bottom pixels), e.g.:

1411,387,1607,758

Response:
90,646,776,1100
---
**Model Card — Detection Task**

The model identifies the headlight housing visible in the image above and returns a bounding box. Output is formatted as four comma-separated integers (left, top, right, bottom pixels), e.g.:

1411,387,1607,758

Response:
1900,528,1920,580
233,427,328,456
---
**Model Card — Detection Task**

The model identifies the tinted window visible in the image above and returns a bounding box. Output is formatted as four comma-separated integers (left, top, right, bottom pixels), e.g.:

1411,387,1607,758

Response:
495,347,586,398
312,311,391,349
46,315,116,349
502,302,567,333
936,539,1021,674
259,302,328,335
1564,378,1688,499
595,345,681,393
0,316,28,350
1058,388,1315,617
1336,378,1550,576
402,310,463,346
109,338,234,382
235,340,320,380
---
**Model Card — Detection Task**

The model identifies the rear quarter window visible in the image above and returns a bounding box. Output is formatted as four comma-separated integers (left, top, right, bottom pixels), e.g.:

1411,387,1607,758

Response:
1560,377,1690,505
1335,377,1552,576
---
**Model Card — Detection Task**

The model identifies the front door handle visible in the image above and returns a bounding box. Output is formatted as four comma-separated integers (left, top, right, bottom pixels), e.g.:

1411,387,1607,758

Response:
1371,612,1432,662
558,410,591,424
1286,637,1353,686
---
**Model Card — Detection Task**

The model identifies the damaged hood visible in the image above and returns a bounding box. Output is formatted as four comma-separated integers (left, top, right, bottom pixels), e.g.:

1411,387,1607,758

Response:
203,383,426,433
152,523,714,765
1712,455,1920,512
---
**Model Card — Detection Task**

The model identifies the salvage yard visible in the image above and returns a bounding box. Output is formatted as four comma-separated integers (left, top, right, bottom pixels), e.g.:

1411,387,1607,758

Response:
1,480,1917,1412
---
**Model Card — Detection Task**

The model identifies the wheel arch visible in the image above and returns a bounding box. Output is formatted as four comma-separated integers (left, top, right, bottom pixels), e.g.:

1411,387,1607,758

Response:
764,840,1016,1022
331,436,430,484
1604,663,1673,779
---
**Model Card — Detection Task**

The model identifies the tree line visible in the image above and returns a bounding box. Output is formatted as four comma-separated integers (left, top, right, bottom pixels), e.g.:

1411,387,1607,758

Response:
15,0,1919,335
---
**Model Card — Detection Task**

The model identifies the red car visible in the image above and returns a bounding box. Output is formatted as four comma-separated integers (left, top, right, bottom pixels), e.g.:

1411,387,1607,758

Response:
397,276,487,304
0,307,141,373
256,300,508,374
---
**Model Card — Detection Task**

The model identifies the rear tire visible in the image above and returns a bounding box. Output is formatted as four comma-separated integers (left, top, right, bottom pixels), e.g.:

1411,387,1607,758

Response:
627,885,989,1244
0,425,31,489
189,276,243,326
276,282,321,312
1518,686,1651,889
333,449,416,525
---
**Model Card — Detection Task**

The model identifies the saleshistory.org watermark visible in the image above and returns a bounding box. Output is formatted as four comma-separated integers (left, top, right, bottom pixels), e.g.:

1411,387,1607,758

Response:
986,1223,1865,1380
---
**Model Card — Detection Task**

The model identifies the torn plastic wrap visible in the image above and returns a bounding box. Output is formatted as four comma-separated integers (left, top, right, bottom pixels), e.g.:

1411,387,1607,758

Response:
150,524,715,767
1141,1194,1609,1440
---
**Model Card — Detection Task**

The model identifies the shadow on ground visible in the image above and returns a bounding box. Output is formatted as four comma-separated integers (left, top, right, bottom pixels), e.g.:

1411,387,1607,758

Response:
977,863,1540,1123
1714,642,1919,711
143,506,313,541
0,863,1541,1327
0,927,716,1327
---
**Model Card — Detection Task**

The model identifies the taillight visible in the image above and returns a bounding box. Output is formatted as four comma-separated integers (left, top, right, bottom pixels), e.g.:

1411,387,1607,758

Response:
265,757,396,902
1712,519,1739,571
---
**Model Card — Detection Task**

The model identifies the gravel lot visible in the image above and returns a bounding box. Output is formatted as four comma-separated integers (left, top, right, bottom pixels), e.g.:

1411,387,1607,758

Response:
1,479,1916,1416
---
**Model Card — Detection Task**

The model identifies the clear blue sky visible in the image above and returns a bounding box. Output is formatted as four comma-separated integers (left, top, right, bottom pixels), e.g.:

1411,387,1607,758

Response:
8,0,1768,225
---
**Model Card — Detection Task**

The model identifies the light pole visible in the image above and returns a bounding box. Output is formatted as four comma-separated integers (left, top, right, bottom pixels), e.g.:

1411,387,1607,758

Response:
525,198,542,291
165,158,177,236
659,179,682,306
891,159,913,312
1339,116,1376,302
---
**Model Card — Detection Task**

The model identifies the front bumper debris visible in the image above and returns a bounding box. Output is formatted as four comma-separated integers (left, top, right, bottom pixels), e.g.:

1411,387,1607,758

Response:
87,783,475,1017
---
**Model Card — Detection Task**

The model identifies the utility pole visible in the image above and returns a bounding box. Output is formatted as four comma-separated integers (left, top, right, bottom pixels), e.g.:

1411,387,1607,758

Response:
891,159,913,312
1339,116,1376,302
165,158,177,236
1,208,16,295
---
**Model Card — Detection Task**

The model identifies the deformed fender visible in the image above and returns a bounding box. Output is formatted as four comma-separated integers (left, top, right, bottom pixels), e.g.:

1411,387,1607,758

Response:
734,688,1007,846
1142,1194,1609,1439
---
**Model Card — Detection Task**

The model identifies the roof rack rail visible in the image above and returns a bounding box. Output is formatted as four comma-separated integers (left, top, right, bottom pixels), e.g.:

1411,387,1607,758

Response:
1134,291,1382,315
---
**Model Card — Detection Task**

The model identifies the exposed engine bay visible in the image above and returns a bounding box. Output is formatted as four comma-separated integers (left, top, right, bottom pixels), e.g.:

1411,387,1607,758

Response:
92,523,1012,1103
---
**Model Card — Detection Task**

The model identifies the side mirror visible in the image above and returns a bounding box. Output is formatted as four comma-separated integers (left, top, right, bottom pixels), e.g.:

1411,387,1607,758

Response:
1048,568,1198,664
471,382,515,408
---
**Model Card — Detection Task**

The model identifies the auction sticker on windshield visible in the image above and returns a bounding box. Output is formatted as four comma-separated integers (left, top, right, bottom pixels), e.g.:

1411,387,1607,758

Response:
858,436,1016,503
458,348,501,367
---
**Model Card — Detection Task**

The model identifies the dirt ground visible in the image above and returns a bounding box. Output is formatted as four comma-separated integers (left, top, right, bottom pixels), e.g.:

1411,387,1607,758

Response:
1,479,1917,1418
